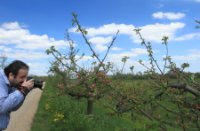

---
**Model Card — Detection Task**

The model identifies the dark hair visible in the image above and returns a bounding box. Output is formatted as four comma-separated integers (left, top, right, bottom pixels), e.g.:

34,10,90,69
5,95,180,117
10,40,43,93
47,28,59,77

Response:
4,60,29,77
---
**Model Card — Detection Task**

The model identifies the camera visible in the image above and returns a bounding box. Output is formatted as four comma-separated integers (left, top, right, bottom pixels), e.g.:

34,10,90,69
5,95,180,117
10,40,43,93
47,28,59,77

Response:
27,76,44,90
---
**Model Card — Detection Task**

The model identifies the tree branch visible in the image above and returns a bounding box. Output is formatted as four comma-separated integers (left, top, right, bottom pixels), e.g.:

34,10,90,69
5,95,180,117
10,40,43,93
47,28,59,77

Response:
168,83,200,96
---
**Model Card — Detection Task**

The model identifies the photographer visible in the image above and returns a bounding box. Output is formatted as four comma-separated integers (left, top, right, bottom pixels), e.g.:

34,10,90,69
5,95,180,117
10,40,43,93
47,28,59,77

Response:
0,60,34,130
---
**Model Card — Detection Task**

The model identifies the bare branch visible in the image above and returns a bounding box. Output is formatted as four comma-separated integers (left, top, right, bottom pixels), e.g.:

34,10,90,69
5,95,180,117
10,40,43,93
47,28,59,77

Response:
168,83,200,96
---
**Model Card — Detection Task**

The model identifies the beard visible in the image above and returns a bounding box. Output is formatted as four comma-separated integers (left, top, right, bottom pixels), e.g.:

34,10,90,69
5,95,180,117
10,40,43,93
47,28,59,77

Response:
10,80,21,88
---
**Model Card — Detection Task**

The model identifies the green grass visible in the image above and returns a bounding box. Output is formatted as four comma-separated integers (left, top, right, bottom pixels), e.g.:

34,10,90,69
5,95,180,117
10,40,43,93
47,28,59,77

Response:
31,77,138,131
31,77,199,131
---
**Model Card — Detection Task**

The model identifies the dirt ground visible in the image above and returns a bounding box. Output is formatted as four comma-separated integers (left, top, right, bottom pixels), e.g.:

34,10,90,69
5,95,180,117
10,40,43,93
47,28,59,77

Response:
5,84,44,131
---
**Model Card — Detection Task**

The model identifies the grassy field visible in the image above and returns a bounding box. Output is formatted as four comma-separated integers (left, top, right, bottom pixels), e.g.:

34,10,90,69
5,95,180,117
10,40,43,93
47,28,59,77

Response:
31,76,199,131
31,77,138,131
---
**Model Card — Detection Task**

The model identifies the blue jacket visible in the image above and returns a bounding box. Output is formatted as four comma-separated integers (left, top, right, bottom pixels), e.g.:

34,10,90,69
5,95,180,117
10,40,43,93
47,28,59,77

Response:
0,70,24,130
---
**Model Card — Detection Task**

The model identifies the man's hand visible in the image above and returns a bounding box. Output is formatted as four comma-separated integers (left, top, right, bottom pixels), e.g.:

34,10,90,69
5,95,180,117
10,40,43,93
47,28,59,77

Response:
19,79,34,96
21,79,34,90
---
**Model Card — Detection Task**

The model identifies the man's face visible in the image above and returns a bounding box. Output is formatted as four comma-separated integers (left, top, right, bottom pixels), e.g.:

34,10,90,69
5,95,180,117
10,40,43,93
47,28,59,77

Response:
9,69,28,87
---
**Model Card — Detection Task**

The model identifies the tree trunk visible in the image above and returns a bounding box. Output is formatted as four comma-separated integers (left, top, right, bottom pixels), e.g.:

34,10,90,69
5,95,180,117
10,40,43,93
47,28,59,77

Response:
87,97,94,115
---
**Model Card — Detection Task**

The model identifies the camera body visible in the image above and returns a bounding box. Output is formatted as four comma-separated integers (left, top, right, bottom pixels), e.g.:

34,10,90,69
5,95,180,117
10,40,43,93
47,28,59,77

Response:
27,76,44,89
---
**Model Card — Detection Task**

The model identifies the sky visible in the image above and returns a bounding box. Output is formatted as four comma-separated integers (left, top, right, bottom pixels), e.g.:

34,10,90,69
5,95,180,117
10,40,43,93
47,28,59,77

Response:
0,0,200,76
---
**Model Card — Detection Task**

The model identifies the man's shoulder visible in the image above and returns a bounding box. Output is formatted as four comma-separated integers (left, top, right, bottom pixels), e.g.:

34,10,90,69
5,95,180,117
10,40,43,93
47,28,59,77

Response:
0,70,4,79
0,70,8,97
0,70,8,84
0,70,10,86
0,70,5,78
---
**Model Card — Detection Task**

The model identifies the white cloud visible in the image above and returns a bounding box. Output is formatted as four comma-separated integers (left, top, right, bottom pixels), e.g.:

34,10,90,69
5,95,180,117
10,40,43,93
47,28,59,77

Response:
111,47,122,51
89,36,112,45
27,62,49,76
7,50,49,60
107,50,149,73
70,22,185,43
2,20,198,75
172,49,200,61
0,45,12,52
95,45,107,52
133,22,185,43
152,12,185,20
0,22,69,50
174,33,200,41
108,48,147,59
1,22,23,30
88,36,112,52
0,21,72,76
69,23,134,37
76,55,93,62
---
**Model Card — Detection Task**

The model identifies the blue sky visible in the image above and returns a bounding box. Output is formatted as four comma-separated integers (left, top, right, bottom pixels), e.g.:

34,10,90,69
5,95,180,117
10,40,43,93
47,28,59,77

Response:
0,0,200,75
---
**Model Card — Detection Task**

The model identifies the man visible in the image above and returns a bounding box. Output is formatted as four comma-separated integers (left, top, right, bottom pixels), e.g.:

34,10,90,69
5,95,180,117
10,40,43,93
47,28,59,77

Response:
0,60,34,130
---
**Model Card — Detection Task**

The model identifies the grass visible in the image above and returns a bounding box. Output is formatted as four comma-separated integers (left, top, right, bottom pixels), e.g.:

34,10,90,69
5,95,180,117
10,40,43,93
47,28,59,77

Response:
31,77,137,131
31,76,199,131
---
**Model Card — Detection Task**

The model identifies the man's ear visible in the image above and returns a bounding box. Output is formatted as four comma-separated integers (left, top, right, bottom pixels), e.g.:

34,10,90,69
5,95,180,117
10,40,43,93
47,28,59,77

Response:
9,73,14,80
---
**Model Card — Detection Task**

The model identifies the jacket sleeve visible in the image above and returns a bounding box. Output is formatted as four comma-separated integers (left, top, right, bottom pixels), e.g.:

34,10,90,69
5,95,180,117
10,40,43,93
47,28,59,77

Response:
0,84,25,114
